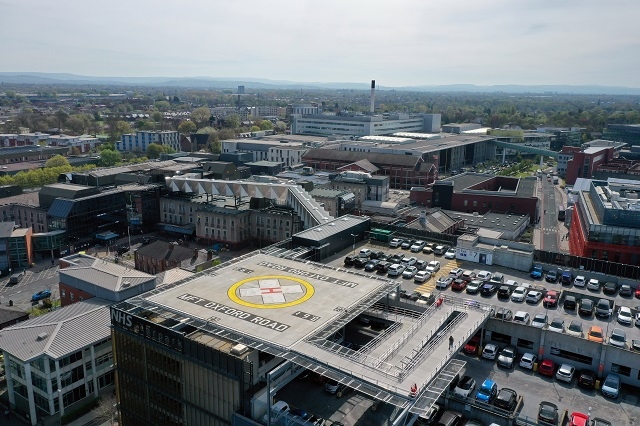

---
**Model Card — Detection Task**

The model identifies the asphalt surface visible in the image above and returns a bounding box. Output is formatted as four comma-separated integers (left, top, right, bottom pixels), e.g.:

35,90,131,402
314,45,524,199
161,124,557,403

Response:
539,173,560,253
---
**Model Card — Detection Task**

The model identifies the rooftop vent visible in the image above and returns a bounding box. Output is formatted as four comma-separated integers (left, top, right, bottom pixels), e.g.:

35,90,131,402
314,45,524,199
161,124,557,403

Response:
230,343,250,356
121,281,131,288
37,332,49,341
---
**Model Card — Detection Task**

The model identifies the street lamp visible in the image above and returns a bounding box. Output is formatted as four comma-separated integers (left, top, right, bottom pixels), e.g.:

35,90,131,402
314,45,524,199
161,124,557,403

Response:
350,233,358,255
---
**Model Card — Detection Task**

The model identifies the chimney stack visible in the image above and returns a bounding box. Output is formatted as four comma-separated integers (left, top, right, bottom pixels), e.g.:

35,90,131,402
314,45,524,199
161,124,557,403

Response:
370,80,376,113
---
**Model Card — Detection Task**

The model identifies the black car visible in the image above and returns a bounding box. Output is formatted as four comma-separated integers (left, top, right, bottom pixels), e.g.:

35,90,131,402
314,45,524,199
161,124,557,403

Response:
388,253,405,264
563,295,576,310
400,239,415,250
116,245,130,255
545,269,559,283
344,255,357,266
494,388,517,411
364,259,380,272
480,283,499,296
353,257,369,268
497,285,513,299
579,298,594,317
577,369,596,389
603,281,618,295
619,284,633,297
369,250,385,260
375,261,391,274
538,401,558,425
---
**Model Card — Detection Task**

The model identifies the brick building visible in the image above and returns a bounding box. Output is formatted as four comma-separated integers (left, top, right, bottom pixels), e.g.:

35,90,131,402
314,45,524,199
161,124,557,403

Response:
134,241,214,274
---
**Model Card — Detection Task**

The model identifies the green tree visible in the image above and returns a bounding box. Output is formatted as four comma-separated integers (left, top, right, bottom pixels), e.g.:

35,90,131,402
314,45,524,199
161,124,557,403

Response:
259,120,273,131
45,155,70,168
191,107,211,129
146,143,164,159
250,125,260,132
99,149,122,167
274,121,287,132
154,100,171,111
178,120,196,134
55,109,69,130
67,114,90,134
223,114,240,129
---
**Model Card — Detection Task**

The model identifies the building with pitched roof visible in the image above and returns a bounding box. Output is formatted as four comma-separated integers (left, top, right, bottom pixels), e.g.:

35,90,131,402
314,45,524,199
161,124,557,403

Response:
134,241,215,274
0,299,114,425
0,306,29,330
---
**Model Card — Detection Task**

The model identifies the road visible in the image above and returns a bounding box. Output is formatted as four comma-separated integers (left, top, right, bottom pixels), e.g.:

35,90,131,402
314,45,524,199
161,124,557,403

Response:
0,266,60,309
539,173,559,252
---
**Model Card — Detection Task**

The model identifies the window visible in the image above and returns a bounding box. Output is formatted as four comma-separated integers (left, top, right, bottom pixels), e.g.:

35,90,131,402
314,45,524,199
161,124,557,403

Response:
464,200,468,207
473,201,478,207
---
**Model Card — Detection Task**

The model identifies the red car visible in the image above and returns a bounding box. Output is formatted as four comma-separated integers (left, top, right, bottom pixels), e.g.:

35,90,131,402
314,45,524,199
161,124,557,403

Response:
463,335,481,355
543,290,558,308
538,359,557,377
452,279,467,291
569,412,590,426
635,287,640,299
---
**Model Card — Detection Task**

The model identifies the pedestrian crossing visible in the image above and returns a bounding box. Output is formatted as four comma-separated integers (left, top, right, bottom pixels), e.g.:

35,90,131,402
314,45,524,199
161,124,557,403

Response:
414,258,463,295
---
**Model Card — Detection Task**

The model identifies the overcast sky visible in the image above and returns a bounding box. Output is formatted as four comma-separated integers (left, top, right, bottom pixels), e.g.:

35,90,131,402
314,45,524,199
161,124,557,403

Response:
2,0,639,88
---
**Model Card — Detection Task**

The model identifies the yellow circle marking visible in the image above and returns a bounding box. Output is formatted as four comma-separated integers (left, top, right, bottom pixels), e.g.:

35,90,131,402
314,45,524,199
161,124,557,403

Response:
228,275,314,309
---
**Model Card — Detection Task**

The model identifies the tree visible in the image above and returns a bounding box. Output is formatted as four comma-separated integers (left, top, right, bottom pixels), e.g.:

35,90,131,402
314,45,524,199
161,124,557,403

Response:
218,128,236,140
154,100,171,111
191,107,211,129
259,120,273,131
223,114,240,129
146,143,165,159
45,155,70,168
178,120,196,134
250,125,260,132
99,149,122,167
67,114,89,135
55,109,69,130
274,121,287,132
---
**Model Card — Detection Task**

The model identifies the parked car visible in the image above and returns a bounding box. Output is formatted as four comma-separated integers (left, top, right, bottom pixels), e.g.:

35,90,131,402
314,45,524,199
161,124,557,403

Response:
619,284,633,297
530,264,543,279
574,275,586,288
609,328,626,348
453,375,476,398
531,313,548,328
410,240,426,252
415,260,428,270
434,245,447,255
636,287,640,299
476,270,492,282
389,238,404,248
538,359,557,377
577,369,596,389
587,326,604,343
436,276,454,290
436,410,463,426
481,343,498,360
618,306,633,325
388,253,405,263
416,292,435,306
513,311,530,325
422,245,434,255
414,270,431,283
602,281,618,295
463,335,480,355
449,268,463,279
31,290,52,302
415,403,443,426
494,308,513,321
402,266,418,279
497,285,513,299
587,279,601,291
497,345,517,368
480,283,499,296
353,257,369,268
548,317,565,333
590,419,612,426
511,286,528,302
466,280,483,294
401,239,414,250
401,256,417,266
387,264,406,277
561,271,573,285
538,401,559,425
545,269,559,283
566,320,583,337
556,364,576,383
375,261,391,274
579,298,594,317
543,290,558,308
489,273,504,284
569,412,589,426
519,352,537,370
494,388,517,411
475,379,497,403
563,295,576,310
461,270,476,282
444,248,456,259
526,290,543,304
425,261,441,274
364,259,380,272
595,298,612,319
344,255,357,266
601,373,620,399
451,279,467,291
369,250,386,260
262,400,290,423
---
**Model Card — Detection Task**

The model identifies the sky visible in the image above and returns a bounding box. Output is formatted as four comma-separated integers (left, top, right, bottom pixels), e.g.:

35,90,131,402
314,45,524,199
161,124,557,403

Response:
1,0,640,88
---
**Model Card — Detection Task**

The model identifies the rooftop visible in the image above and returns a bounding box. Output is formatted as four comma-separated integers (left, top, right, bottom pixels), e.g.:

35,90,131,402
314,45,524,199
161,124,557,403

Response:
59,253,155,292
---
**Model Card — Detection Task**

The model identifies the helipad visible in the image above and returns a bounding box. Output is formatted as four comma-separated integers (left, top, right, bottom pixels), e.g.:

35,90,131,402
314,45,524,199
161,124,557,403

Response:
142,252,491,413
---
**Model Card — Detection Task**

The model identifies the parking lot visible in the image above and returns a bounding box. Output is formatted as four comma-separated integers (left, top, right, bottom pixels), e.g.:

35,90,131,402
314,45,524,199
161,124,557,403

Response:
318,239,640,425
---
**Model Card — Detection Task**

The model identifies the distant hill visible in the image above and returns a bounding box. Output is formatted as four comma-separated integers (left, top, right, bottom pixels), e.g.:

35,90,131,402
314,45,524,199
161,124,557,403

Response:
1,72,639,95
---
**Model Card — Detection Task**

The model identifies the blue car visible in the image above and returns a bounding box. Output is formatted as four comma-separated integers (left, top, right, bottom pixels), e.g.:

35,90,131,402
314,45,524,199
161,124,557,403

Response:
32,290,52,302
530,265,543,279
475,378,497,403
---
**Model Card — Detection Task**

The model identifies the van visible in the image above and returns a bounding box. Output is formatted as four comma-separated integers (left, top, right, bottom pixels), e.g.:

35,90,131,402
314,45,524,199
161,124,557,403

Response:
9,271,25,285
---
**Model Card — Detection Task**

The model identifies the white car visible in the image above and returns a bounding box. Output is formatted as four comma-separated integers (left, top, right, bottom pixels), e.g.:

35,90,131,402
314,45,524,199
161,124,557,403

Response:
566,320,583,337
454,376,476,398
519,352,537,370
481,343,498,360
513,311,530,325
531,313,548,328
449,268,463,279
505,279,519,287
425,261,441,273
410,240,426,252
549,318,565,333
358,249,372,258
511,286,528,302
436,276,453,290
389,238,403,248
556,364,576,383
574,275,586,287
387,264,406,277
401,256,417,266
414,270,431,283
618,306,633,325
444,248,456,259
525,290,543,304
587,278,600,291
402,266,418,279
477,271,492,282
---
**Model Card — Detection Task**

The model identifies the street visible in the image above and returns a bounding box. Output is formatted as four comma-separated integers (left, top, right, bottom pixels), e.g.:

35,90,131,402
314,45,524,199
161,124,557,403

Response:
538,173,560,252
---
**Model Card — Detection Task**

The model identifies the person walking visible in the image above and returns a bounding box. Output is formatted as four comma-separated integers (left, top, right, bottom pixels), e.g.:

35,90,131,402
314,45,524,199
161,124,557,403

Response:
449,335,454,350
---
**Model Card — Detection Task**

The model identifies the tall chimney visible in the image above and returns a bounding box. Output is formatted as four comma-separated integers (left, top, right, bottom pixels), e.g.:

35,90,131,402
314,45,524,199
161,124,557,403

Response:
370,80,376,113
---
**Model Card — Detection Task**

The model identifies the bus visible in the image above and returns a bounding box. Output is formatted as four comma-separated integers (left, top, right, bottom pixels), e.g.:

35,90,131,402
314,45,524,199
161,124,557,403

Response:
558,205,566,221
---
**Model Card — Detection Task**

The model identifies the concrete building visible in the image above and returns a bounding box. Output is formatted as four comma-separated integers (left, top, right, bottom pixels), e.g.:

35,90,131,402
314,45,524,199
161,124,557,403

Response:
286,103,321,117
308,188,355,218
560,144,618,184
536,126,584,150
251,106,286,118
116,130,180,153
291,114,441,138
569,177,640,265
0,299,114,425
47,134,99,154
323,171,390,208
221,139,308,167
602,123,640,148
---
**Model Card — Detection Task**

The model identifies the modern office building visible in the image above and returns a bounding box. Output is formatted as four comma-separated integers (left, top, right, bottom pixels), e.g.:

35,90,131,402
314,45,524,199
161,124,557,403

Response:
9,227,33,270
569,177,640,264
47,134,100,154
221,139,308,167
291,114,441,138
558,143,619,184
117,131,180,153
602,123,640,148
